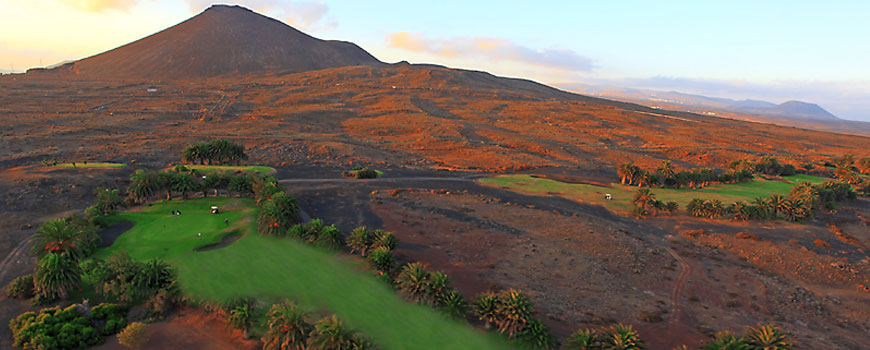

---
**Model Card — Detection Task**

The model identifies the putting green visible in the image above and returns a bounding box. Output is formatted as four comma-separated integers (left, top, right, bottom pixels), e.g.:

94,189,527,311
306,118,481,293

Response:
480,174,830,214
183,164,276,175
99,197,514,350
57,162,126,169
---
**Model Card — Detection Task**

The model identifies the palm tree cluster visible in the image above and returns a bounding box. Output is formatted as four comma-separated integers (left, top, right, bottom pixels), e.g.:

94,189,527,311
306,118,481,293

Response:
686,199,726,219
618,161,750,190
473,288,554,348
631,188,677,217
181,139,248,165
562,323,646,350
285,219,346,251
29,217,102,302
260,301,374,350
699,324,794,350
347,227,398,257
83,251,176,305
732,156,797,177
394,263,465,310
126,169,256,204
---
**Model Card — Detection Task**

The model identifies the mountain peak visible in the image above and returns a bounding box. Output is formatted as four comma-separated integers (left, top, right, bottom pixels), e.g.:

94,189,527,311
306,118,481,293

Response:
774,100,839,121
56,5,384,80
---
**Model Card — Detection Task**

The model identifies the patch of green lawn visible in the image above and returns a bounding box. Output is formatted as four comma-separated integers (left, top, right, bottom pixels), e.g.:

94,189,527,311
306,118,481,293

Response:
57,162,126,169
184,164,276,175
480,174,831,214
98,197,514,350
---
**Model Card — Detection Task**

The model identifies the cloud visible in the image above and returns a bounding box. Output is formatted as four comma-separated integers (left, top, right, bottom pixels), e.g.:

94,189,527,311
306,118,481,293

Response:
55,0,141,11
386,32,593,72
184,1,333,30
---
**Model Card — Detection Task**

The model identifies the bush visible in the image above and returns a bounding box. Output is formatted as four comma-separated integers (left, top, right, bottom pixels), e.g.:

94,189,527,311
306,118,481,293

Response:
10,305,104,350
117,322,148,349
6,274,34,299
342,167,379,179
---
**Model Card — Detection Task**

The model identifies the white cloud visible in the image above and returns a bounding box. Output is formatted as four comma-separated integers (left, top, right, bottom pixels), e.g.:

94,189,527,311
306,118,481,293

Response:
386,31,593,72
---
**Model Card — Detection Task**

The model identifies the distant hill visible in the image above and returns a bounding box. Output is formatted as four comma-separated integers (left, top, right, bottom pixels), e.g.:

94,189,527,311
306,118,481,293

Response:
53,5,384,80
764,100,839,121
564,84,870,136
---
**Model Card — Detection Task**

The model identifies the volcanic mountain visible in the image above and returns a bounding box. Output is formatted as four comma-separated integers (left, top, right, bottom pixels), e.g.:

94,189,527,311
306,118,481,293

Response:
58,5,384,80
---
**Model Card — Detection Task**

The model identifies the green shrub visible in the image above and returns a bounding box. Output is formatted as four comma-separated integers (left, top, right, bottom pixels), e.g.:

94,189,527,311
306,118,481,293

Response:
518,319,555,350
6,274,34,299
10,305,104,350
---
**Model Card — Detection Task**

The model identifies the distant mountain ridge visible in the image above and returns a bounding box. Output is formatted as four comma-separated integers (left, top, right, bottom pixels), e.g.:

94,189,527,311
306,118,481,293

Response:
562,84,870,136
52,5,384,80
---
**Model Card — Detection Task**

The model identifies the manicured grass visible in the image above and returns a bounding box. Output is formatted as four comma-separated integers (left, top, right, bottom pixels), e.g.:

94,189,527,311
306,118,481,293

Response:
480,174,831,214
57,162,126,169
184,164,276,175
99,198,514,350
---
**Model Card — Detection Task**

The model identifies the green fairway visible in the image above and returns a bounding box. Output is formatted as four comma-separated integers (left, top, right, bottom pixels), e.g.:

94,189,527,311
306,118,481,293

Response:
57,162,126,169
99,197,514,350
480,173,830,214
184,164,276,175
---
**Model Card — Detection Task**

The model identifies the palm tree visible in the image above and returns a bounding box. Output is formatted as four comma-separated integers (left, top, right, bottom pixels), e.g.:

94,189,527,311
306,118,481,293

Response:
263,302,312,350
632,188,657,217
366,247,395,273
395,262,431,304
473,291,499,329
127,170,161,204
603,323,647,350
730,201,749,221
31,219,89,261
768,194,787,218
657,160,676,187
701,332,748,350
171,172,199,199
136,258,174,290
687,198,705,217
745,324,793,350
374,231,398,250
347,227,376,256
315,225,346,251
751,197,770,219
427,271,450,306
618,163,633,185
494,288,534,338
226,304,253,338
33,253,81,300
562,329,602,350
306,315,357,350
439,290,468,320
782,199,808,222
664,201,679,215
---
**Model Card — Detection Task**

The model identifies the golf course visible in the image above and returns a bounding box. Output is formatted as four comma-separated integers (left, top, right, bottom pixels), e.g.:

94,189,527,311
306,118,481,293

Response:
182,164,276,175
480,174,829,214
97,197,514,350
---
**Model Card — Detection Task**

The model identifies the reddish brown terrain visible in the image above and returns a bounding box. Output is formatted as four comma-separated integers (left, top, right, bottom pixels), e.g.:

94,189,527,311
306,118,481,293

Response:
2,4,869,350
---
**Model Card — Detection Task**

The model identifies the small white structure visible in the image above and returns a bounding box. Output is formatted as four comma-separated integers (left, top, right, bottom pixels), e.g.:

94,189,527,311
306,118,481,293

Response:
605,194,612,200
146,86,158,93
210,206,219,214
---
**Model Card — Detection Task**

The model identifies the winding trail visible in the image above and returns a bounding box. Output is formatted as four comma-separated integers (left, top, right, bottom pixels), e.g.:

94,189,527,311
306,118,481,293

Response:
664,246,691,330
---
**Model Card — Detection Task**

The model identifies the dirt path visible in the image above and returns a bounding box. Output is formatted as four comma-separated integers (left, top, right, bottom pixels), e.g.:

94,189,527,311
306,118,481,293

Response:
664,246,691,331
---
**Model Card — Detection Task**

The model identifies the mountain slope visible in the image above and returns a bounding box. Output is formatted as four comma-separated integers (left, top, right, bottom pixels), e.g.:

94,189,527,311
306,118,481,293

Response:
60,5,384,80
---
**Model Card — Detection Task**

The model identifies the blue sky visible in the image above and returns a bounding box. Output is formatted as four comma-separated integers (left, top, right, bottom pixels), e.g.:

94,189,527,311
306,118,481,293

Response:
2,0,869,121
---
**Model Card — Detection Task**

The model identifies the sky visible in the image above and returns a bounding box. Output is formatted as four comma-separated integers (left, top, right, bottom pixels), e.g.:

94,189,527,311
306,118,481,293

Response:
2,0,869,121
